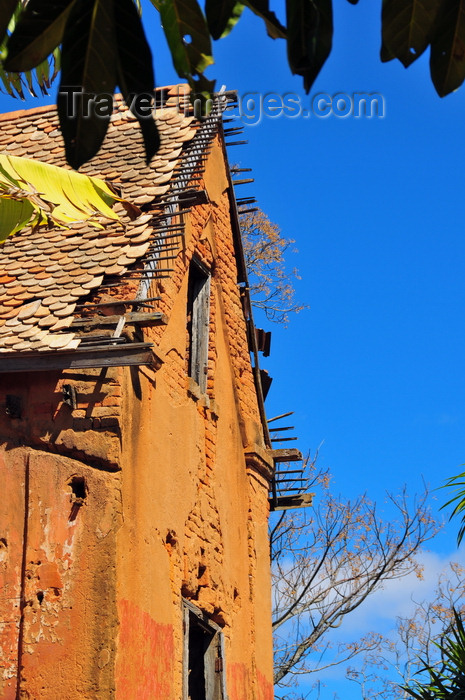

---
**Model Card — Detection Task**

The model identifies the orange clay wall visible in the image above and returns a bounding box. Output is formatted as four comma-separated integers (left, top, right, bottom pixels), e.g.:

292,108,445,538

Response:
0,136,274,699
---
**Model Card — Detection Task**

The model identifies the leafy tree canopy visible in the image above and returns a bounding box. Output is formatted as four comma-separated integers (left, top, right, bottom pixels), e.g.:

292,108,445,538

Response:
0,0,464,170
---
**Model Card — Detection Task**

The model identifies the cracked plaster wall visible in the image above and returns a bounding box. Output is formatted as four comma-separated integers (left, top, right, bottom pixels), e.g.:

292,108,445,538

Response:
0,137,274,700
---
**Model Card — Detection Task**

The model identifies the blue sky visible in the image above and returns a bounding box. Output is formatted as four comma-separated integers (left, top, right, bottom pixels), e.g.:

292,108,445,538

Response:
2,2,465,696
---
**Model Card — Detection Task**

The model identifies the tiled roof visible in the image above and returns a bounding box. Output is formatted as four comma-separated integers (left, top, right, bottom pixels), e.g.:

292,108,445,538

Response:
0,86,198,354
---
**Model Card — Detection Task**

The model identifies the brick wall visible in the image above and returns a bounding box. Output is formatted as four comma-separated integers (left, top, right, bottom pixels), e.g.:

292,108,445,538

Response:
0,135,274,700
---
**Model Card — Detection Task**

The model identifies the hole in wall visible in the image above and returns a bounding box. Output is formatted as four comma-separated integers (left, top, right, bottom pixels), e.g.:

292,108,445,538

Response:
68,476,88,522
165,530,178,552
70,476,87,500
5,395,22,419
37,591,44,605
0,538,7,563
62,384,77,409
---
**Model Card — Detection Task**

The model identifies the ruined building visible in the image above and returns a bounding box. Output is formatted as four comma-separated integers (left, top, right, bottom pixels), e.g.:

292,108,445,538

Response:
0,86,306,699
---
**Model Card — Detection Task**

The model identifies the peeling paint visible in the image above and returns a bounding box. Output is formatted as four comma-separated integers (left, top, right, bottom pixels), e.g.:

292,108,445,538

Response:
0,137,275,699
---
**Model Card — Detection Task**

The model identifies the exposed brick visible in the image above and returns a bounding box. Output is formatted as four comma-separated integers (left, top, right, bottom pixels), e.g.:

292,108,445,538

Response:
73,418,93,431
100,417,120,429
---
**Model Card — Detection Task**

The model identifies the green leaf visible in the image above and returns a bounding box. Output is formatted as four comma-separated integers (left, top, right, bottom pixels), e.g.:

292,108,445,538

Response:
51,45,60,81
0,62,17,97
57,0,118,169
188,73,216,115
381,0,443,67
34,54,51,94
1,64,25,98
243,0,286,39
5,0,77,73
0,197,35,243
1,0,63,100
404,608,465,698
205,0,244,40
440,468,465,545
114,0,160,164
0,0,19,45
286,0,333,92
430,0,465,97
155,0,214,78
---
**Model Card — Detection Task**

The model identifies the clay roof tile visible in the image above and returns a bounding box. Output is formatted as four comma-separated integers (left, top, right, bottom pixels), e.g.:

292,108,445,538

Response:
0,86,206,354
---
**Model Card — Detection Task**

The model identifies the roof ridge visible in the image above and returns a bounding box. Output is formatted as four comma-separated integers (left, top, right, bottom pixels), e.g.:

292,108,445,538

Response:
0,84,191,124
0,102,56,122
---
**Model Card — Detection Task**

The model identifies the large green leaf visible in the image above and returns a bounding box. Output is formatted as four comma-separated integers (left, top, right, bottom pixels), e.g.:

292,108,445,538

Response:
286,0,332,92
0,2,59,99
243,0,286,39
430,0,465,96
58,0,118,169
0,0,19,46
0,153,127,243
153,0,214,78
5,0,77,73
205,0,244,40
381,0,443,66
114,0,160,164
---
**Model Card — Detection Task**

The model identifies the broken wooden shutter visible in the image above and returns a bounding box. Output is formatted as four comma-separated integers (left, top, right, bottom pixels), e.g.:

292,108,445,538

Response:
182,599,225,700
188,259,211,393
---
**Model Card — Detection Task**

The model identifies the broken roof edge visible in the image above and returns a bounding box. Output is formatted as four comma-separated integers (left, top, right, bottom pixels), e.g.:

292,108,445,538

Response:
135,91,233,303
0,89,204,355
0,85,188,123
0,102,55,123
215,118,272,451
0,342,154,373
0,84,236,123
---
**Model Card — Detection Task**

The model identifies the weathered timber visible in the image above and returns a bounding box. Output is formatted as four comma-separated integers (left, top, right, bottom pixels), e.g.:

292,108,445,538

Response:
76,296,162,309
268,426,295,432
271,448,303,463
0,343,155,373
72,312,167,329
267,411,294,423
270,492,314,511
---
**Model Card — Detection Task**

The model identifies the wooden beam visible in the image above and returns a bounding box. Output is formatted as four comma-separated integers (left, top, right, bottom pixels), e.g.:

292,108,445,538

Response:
270,492,314,511
0,343,154,373
271,448,303,463
71,312,167,329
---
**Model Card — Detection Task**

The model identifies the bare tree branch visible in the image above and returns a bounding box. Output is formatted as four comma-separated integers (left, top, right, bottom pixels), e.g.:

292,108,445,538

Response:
270,459,438,688
240,208,307,325
347,563,465,699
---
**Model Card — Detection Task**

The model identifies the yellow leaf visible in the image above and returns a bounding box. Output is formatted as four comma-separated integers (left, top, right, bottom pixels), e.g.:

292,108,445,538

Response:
0,153,123,242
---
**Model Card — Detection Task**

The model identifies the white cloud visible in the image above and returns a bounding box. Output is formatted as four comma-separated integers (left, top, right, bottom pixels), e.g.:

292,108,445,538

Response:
336,548,465,637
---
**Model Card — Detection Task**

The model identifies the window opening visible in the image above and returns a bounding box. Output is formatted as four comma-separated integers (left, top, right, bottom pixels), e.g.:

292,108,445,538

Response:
183,600,225,700
187,259,211,393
